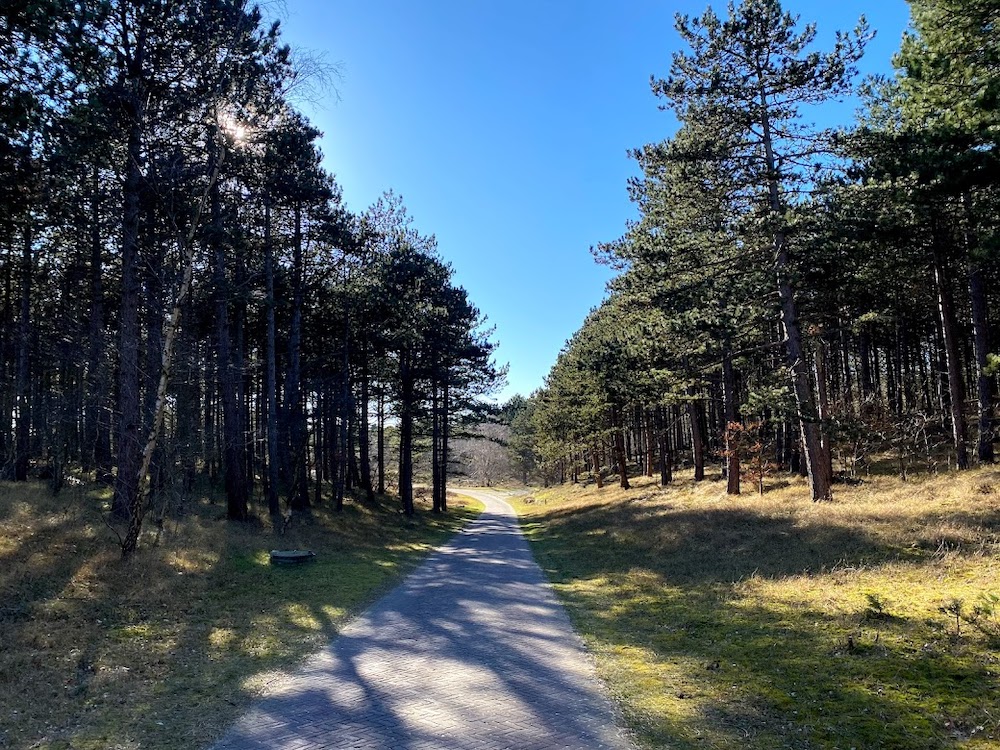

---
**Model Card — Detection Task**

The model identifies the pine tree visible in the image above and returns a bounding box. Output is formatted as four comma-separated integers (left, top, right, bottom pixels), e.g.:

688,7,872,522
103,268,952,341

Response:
651,0,870,500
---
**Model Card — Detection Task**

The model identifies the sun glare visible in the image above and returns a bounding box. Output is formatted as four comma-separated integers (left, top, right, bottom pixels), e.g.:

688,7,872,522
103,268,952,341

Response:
218,111,249,144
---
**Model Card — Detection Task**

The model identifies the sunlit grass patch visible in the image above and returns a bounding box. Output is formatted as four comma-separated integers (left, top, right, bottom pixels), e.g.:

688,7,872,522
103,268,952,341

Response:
0,483,482,750
518,469,1000,749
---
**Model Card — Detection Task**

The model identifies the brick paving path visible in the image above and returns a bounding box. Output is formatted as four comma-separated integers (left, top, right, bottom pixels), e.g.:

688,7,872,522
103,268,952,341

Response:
210,489,635,750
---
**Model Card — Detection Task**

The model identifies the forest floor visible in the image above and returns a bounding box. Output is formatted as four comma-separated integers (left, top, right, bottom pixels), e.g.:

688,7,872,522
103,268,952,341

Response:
0,481,482,750
512,466,1000,750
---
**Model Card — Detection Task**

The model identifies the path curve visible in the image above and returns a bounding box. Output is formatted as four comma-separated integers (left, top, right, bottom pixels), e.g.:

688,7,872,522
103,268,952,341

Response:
211,489,635,750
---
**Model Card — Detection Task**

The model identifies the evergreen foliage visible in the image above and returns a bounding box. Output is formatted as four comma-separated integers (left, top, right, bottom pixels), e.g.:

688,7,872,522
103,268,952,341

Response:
0,1,502,558
514,0,1000,497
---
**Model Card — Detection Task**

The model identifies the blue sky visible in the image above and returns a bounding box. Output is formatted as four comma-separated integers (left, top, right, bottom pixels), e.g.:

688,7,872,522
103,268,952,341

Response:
279,0,913,401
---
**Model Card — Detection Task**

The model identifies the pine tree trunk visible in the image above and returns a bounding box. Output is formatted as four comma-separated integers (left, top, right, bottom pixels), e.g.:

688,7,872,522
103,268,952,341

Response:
688,391,706,482
332,378,345,512
872,345,883,401
358,361,374,501
399,352,415,515
440,382,450,512
313,390,324,507
432,384,441,512
933,244,969,469
376,388,385,495
142,201,164,499
893,324,906,415
1,256,12,478
204,352,216,484
722,346,740,495
113,110,144,530
657,406,673,485
969,261,993,463
644,408,655,477
780,265,832,500
263,197,280,514
337,365,350,511
814,338,834,483
133,228,209,540
839,324,855,413
760,97,832,501
901,325,914,412
318,381,330,507
286,202,309,510
858,329,874,409
211,158,250,521
85,165,112,481
177,300,198,494
346,385,359,491
612,406,630,489
591,440,603,488
672,404,684,463
14,221,32,482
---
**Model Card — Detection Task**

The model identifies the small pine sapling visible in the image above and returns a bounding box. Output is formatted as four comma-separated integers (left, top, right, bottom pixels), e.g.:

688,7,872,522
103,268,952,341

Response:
726,421,776,496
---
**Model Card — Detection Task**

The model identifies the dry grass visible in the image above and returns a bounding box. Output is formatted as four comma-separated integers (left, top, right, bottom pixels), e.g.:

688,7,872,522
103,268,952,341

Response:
0,481,482,750
514,468,1000,749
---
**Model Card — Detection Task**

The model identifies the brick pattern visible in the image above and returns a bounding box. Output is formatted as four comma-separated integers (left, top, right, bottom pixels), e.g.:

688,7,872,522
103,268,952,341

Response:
210,490,635,750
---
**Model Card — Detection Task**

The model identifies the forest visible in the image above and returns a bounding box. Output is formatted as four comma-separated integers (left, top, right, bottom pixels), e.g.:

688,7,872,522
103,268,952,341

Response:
507,0,1000,501
4,1,1000,748
1,1,502,560
5,0,999,549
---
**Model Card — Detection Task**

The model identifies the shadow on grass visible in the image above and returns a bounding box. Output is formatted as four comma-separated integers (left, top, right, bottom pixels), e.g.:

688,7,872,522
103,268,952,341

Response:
526,499,902,583
524,480,1000,749
210,501,628,750
108,496,484,750
0,483,126,749
0,483,482,750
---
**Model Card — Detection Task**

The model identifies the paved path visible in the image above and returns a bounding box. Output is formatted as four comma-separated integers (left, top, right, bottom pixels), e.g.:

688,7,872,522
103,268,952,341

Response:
210,490,634,750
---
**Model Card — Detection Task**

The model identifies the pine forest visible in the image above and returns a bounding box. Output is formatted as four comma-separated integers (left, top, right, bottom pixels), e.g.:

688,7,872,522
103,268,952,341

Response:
2,1,502,559
4,1,1000,748
508,0,1000,503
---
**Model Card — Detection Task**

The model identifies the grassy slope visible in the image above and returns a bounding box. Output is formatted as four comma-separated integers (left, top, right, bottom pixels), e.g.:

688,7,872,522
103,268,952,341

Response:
514,470,1000,750
0,482,482,750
